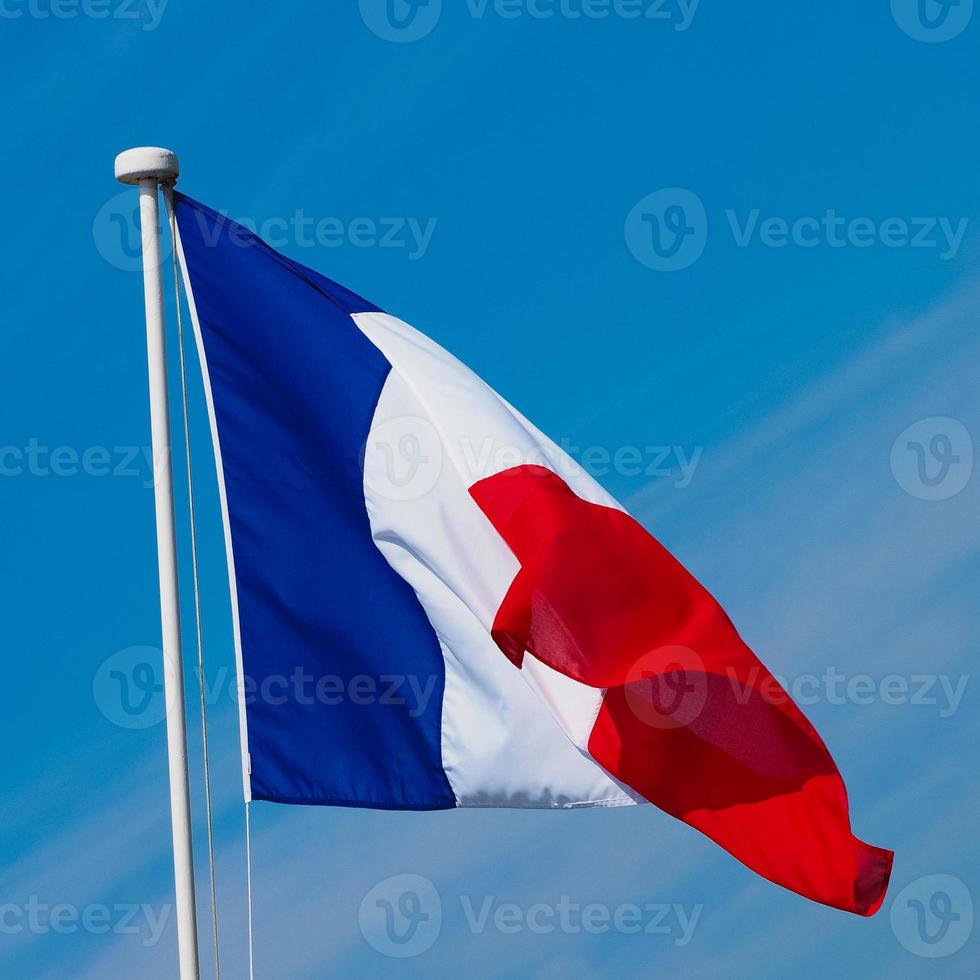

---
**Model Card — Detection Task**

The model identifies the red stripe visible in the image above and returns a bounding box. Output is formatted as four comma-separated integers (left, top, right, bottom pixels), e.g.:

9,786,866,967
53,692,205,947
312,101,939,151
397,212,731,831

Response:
470,464,892,915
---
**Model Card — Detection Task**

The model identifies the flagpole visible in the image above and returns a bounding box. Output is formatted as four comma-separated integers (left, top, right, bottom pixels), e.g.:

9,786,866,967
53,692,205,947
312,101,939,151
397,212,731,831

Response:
115,146,201,980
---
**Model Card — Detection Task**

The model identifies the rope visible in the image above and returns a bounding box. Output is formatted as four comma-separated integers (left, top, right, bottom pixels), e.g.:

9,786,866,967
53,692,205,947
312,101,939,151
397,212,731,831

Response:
165,186,222,980
245,800,255,980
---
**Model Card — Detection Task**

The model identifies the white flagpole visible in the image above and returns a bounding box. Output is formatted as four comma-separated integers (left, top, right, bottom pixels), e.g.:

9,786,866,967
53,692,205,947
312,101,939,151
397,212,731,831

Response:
115,146,201,980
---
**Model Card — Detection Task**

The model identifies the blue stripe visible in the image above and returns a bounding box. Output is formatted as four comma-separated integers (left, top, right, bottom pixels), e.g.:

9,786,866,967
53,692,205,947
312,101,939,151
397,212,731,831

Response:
174,193,455,810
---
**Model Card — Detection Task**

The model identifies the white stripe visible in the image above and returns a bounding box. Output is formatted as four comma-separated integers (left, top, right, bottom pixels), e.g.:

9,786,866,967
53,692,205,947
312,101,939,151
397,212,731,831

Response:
174,220,252,803
356,311,640,808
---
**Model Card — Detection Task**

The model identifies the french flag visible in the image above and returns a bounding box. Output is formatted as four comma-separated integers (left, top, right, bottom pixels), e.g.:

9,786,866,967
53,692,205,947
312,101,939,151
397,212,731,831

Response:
173,192,892,916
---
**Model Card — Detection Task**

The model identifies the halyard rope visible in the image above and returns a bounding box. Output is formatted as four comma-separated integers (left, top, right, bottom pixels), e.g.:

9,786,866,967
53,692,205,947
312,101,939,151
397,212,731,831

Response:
165,186,223,980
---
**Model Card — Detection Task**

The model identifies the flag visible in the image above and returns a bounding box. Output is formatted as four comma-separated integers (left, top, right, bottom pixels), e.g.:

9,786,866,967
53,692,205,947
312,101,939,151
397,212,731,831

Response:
173,192,892,915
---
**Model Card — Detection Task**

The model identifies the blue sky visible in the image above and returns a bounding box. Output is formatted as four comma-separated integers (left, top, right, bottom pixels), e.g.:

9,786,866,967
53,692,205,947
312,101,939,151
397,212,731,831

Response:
1,2,978,977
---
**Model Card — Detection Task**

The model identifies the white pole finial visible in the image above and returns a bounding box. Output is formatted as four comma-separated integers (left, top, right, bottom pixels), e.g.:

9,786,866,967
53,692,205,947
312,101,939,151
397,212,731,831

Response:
116,146,201,980
115,146,180,185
